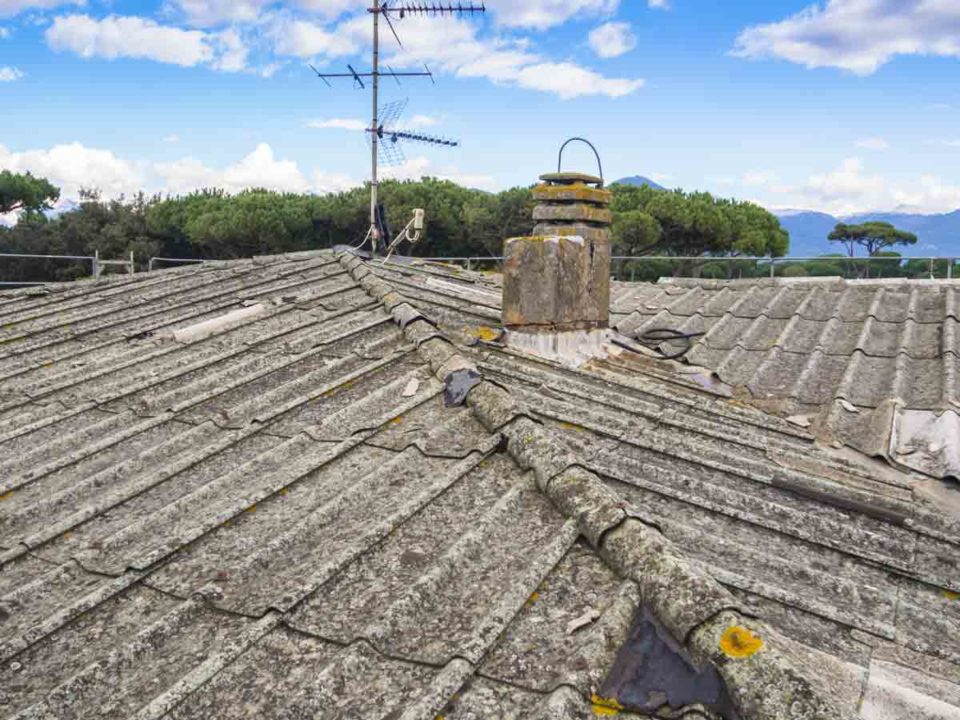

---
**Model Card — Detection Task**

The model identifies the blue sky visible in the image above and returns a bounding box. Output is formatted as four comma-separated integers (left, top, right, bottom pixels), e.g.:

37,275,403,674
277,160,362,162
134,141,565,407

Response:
2,0,960,216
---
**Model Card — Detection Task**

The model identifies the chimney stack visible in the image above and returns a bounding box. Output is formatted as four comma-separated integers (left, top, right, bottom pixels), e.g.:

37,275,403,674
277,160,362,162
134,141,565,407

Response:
502,169,612,339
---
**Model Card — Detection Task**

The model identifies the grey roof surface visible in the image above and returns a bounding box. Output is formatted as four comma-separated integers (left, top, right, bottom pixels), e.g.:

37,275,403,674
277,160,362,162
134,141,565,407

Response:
608,277,960,479
0,253,958,719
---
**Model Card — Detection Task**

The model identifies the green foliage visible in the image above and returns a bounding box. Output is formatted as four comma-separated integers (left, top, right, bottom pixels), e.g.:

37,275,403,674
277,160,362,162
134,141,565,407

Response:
0,170,60,214
828,221,918,257
612,210,661,255
609,183,789,257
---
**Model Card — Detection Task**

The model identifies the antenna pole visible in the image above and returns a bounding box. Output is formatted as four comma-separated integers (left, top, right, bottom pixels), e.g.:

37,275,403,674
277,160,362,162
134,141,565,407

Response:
370,4,380,254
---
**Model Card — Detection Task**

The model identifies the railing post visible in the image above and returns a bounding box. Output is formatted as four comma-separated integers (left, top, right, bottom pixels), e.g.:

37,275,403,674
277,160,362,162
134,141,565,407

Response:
949,260,954,281
129,251,135,275
148,257,155,272
92,250,101,279
769,257,776,279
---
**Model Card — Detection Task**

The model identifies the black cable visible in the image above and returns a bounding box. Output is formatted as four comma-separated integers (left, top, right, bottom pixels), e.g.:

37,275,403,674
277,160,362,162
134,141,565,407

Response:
634,328,705,360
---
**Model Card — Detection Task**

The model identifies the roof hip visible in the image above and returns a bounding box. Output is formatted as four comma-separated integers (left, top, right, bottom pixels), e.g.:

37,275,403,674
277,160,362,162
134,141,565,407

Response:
335,251,855,720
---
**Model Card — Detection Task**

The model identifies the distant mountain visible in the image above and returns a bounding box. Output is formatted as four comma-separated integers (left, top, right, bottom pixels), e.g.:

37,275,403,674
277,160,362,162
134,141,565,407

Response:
612,175,666,190
775,209,960,257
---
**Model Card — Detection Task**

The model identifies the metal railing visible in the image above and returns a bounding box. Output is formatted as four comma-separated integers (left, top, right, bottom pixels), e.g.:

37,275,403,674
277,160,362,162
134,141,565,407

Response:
4,251,959,286
0,250,137,286
147,257,206,272
419,255,959,281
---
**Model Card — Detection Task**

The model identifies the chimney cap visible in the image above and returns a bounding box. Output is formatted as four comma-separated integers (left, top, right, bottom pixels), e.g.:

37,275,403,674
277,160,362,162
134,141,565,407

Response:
539,171,603,187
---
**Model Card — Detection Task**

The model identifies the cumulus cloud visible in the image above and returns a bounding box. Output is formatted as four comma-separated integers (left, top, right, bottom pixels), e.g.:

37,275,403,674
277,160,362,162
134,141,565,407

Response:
45,14,248,71
381,155,496,191
0,141,142,199
408,114,438,128
855,137,889,150
0,0,81,19
270,17,359,58
350,13,643,99
169,0,358,27
647,0,668,7
588,21,636,58
512,61,643,98
742,170,778,186
0,140,362,201
167,0,272,27
733,0,960,75
484,0,618,29
307,118,368,131
754,157,960,215
0,25,10,37
154,143,356,195
0,65,23,80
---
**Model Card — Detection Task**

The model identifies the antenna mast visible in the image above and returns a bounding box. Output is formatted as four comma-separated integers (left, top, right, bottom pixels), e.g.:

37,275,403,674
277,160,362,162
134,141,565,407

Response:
312,2,486,254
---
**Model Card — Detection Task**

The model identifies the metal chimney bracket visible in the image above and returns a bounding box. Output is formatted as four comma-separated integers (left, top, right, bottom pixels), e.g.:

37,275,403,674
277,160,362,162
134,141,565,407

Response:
557,137,604,187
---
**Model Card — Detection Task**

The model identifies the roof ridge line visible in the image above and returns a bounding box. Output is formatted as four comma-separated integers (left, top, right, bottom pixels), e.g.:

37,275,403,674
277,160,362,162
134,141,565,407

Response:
335,251,854,720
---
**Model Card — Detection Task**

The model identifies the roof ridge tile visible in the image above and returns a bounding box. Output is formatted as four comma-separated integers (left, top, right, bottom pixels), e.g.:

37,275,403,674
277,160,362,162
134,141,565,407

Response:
334,251,855,720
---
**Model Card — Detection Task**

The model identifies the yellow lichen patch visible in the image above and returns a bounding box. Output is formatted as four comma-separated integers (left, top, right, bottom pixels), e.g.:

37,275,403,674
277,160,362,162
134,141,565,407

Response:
943,590,960,601
719,626,764,659
0,490,14,502
388,415,405,426
591,694,623,716
278,488,290,497
524,591,540,609
560,421,586,433
465,325,500,343
245,504,258,514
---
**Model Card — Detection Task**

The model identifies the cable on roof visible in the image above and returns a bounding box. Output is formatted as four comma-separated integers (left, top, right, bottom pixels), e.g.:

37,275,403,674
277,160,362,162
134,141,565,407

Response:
634,328,705,360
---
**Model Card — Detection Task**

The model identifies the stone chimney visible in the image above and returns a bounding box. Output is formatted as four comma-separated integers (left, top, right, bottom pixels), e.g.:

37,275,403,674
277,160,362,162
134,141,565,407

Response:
502,170,612,346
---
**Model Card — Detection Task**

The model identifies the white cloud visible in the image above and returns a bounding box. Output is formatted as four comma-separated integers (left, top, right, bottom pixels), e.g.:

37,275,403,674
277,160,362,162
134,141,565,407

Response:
742,170,778,186
484,0,618,29
270,17,359,58
163,134,181,143
0,0,81,19
754,157,960,215
892,175,960,214
805,158,885,209
309,114,438,132
515,61,643,98
371,14,643,99
381,154,496,191
168,0,271,27
307,117,367,131
167,0,355,27
45,14,248,71
154,143,356,195
733,0,960,75
0,65,23,81
855,137,889,150
408,114,438,128
588,21,636,58
648,0,668,8
0,25,10,37
0,140,361,202
0,141,142,199
210,28,247,71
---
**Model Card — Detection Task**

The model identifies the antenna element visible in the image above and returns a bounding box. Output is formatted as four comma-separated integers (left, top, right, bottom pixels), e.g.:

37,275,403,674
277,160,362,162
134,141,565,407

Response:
310,1,486,253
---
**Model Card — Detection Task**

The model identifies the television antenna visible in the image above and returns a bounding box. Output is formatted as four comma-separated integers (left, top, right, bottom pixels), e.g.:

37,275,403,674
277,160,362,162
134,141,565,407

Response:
310,2,486,254
371,98,459,167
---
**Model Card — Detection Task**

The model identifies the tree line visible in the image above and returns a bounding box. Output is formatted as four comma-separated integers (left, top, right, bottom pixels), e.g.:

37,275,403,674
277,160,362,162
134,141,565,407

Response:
6,168,932,283
0,169,797,283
